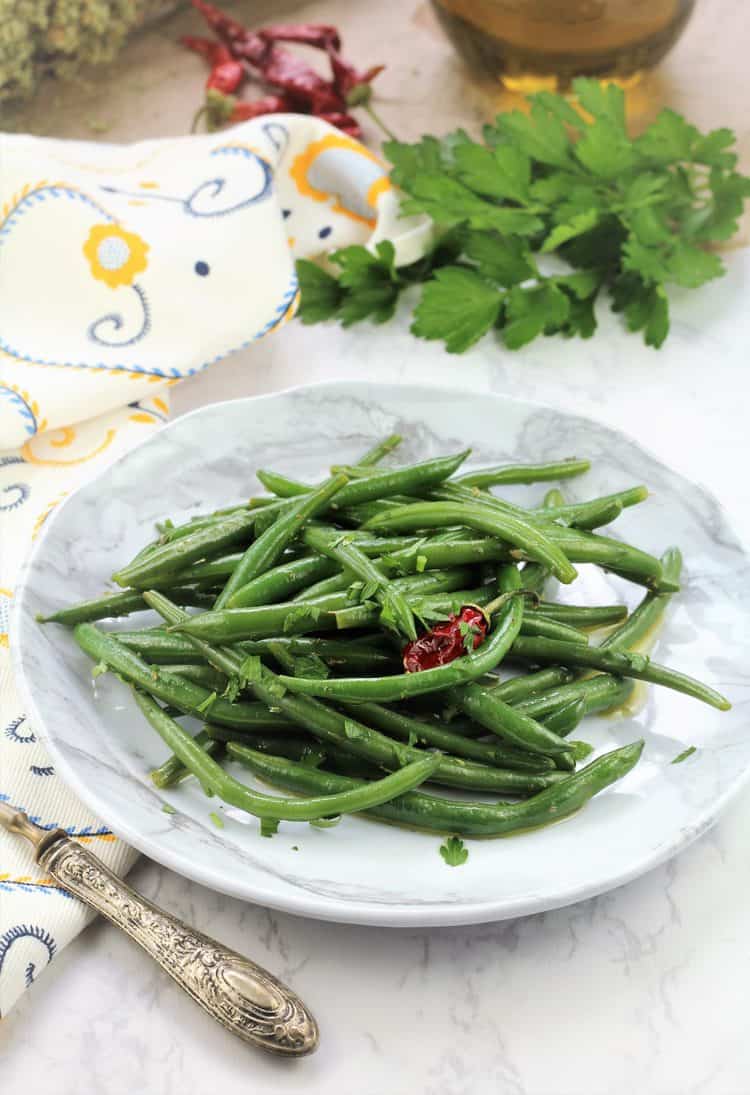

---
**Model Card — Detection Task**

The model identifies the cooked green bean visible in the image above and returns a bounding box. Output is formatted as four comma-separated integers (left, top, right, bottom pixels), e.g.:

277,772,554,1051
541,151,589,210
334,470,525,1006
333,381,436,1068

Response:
226,553,337,609
533,602,628,628
337,701,558,772
543,488,566,509
134,689,442,822
113,510,257,589
508,635,730,710
449,681,575,762
382,536,510,574
364,501,578,584
601,547,683,651
256,435,402,499
515,674,634,720
163,663,227,691
214,473,349,609
38,585,215,626
541,697,586,737
262,451,470,512
150,728,222,789
454,459,591,488
431,483,669,589
229,740,644,837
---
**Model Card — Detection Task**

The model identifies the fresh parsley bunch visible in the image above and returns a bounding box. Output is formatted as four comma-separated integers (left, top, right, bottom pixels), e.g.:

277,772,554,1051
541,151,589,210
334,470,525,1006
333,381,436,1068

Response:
296,79,750,352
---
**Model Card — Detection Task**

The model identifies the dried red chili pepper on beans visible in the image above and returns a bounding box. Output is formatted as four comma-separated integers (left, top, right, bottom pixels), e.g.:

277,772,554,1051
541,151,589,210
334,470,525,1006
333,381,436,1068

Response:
402,606,489,673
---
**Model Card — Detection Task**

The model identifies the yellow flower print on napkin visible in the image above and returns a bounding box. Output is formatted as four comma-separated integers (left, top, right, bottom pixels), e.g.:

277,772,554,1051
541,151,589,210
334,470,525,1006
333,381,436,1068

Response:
83,224,149,289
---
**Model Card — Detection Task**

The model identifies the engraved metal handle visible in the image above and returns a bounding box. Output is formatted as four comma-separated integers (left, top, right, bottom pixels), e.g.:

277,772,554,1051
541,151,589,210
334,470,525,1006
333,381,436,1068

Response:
39,836,319,1055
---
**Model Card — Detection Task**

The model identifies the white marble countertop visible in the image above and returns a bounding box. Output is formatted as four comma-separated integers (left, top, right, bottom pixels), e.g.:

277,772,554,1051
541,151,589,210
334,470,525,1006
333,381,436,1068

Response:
3,247,749,1094
3,0,750,1088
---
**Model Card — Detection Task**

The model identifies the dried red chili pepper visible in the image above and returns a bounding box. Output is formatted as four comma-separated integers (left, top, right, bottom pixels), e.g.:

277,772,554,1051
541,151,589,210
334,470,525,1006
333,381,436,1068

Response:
259,47,343,113
186,1,386,137
181,35,233,65
315,111,363,139
329,54,384,99
258,24,341,52
402,606,489,673
194,89,298,133
206,59,244,95
228,94,296,122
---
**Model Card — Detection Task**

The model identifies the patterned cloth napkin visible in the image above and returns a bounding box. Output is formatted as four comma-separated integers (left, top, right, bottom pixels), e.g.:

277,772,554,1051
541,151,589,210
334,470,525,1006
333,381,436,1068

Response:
0,114,428,1015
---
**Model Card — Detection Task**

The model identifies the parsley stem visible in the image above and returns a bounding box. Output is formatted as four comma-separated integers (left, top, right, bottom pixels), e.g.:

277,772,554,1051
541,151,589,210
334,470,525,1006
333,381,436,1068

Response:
362,102,400,144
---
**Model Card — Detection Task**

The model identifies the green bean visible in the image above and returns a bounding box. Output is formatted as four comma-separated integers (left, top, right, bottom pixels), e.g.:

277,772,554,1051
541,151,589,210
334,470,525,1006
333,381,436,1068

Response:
338,700,558,772
514,674,634,720
356,433,404,466
543,489,566,509
150,728,221,789
172,591,357,642
133,689,442,822
490,666,573,704
454,459,591,488
431,484,670,589
115,630,210,663
541,697,586,737
508,635,730,710
519,562,549,595
293,569,355,602
535,486,648,526
214,473,348,609
255,436,403,500
302,525,418,640
38,586,215,626
226,553,337,608
163,664,228,691
363,501,578,584
600,547,683,651
381,537,510,575
229,740,644,837
554,498,624,531
260,451,470,515
113,510,258,589
517,614,589,645
72,623,297,731
449,681,575,762
533,603,628,628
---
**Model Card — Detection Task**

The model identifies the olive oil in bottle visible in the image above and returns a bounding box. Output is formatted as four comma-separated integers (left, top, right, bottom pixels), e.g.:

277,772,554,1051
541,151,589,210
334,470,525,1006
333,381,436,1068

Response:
431,0,696,91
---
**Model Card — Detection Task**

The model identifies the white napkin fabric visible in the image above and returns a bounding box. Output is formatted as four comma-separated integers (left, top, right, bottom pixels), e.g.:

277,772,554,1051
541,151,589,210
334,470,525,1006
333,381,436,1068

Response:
0,113,425,1015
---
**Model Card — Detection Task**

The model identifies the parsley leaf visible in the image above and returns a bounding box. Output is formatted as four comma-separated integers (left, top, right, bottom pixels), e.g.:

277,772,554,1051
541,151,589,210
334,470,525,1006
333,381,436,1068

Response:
463,229,537,286
671,745,697,764
503,283,570,349
412,267,502,353
296,260,342,324
439,835,469,867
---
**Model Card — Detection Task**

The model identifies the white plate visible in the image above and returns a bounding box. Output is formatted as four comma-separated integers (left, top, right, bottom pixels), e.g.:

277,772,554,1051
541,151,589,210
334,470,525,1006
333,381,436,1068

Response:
13,381,750,927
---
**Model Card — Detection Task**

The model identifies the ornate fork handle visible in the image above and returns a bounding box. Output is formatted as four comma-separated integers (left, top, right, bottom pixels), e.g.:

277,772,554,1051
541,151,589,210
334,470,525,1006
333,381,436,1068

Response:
40,835,319,1055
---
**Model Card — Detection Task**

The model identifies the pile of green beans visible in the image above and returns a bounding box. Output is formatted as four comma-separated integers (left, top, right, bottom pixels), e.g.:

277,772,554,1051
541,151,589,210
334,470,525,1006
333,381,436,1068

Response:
42,438,730,841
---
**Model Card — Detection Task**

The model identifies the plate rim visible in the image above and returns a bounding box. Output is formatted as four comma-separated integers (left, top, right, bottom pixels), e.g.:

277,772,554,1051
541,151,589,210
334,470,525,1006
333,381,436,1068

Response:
12,378,750,927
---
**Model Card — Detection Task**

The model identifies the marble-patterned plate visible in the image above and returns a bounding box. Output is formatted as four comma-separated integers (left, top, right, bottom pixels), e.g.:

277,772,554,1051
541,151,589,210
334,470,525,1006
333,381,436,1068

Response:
13,382,750,926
